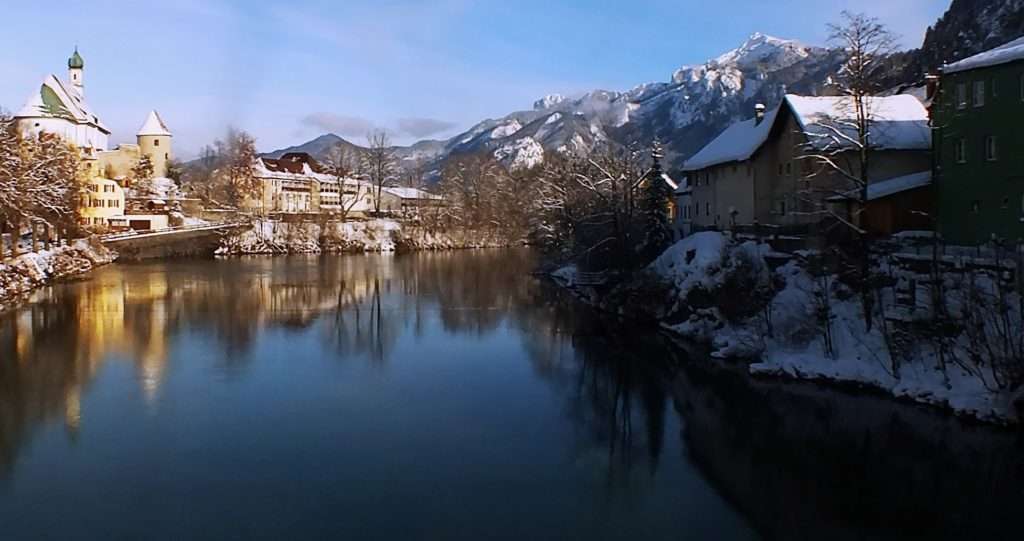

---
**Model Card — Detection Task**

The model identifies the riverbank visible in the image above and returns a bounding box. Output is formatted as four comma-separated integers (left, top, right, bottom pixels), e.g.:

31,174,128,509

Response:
216,218,513,255
0,237,117,312
552,232,1024,425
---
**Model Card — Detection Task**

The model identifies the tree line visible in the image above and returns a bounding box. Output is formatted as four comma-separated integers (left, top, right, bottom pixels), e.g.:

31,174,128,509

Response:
0,111,82,259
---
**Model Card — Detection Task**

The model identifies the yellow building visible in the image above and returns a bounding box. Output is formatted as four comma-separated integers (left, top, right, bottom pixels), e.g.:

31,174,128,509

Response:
80,177,126,228
94,111,173,182
15,49,174,187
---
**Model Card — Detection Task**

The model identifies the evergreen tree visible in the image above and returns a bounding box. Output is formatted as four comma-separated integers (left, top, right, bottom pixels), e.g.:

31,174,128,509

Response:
165,158,183,182
131,154,155,195
639,141,673,261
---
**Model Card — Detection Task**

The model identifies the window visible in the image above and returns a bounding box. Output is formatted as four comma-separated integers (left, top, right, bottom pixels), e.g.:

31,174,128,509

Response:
973,80,986,107
154,139,160,147
956,83,967,109
1002,198,1010,209
785,162,792,175
705,202,710,217
955,139,967,164
778,164,783,176
992,78,999,99
780,200,787,216
986,136,998,161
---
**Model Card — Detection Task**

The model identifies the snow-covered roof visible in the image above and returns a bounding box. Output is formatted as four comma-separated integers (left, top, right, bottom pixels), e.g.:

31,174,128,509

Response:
944,36,1024,75
867,171,931,201
382,187,442,200
15,74,110,134
683,106,781,171
684,94,930,172
660,172,678,191
826,171,931,202
137,110,172,137
786,94,931,151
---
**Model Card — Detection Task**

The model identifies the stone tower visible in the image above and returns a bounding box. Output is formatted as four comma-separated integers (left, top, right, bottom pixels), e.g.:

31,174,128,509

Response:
136,110,173,178
68,47,84,95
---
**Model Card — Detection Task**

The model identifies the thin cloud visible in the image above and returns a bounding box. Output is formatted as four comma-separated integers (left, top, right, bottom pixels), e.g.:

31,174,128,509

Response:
397,117,457,138
301,112,377,137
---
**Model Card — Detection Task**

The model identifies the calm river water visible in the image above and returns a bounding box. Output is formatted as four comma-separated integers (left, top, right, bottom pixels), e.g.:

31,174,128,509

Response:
0,249,1021,540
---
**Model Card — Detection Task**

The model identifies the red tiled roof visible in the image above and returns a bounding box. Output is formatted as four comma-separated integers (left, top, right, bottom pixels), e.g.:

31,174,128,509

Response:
261,152,323,174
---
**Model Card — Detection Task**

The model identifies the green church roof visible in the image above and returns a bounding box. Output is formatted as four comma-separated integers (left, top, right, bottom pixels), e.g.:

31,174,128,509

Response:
68,48,84,69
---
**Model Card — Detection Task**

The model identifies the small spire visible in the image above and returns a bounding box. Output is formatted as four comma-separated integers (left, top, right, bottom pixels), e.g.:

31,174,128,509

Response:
68,47,85,69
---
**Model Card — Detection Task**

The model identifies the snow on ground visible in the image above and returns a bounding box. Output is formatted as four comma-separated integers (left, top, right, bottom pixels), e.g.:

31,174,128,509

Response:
217,218,512,255
749,261,1008,421
555,231,1021,424
0,237,116,312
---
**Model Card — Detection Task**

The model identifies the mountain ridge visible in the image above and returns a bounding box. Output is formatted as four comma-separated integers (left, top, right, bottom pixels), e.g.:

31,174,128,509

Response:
266,0,1024,179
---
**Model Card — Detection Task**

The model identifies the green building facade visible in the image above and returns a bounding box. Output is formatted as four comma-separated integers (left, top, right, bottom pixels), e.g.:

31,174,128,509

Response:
934,38,1024,245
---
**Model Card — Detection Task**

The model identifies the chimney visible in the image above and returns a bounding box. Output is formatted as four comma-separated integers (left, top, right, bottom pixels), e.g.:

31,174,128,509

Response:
754,104,766,125
925,73,940,102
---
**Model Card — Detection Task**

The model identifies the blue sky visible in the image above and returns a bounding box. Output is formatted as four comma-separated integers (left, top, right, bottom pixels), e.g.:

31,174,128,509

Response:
0,0,949,157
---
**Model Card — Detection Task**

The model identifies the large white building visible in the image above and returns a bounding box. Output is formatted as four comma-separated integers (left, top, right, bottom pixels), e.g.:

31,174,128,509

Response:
16,49,111,151
15,49,174,180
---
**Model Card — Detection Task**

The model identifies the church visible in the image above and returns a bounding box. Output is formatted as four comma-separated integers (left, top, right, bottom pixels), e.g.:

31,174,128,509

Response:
15,48,175,226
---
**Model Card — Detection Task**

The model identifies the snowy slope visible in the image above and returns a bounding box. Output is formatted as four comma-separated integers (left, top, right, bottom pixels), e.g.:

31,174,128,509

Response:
437,33,845,171
268,0,1023,178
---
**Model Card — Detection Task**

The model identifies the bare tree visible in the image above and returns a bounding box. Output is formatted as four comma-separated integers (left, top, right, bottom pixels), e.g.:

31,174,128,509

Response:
438,153,503,234
0,112,81,256
537,147,651,270
797,11,898,331
323,143,367,222
402,157,427,189
213,129,260,211
362,131,398,215
181,144,221,203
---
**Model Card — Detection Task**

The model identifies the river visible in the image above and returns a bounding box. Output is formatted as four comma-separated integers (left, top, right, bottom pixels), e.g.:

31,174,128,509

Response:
0,249,1020,540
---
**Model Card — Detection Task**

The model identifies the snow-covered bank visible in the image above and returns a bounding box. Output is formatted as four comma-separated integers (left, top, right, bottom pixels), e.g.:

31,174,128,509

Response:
217,218,513,255
0,237,117,312
553,232,1024,424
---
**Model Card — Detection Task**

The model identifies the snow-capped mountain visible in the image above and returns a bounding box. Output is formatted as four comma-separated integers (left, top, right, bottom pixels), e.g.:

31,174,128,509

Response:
433,32,844,172
267,32,845,176
267,0,1024,178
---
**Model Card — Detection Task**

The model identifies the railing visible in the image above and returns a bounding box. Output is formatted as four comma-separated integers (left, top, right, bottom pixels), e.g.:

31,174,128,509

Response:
100,221,248,242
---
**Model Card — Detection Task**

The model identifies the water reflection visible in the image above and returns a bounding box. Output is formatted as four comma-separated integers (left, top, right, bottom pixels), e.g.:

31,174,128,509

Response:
0,251,553,475
0,250,1021,539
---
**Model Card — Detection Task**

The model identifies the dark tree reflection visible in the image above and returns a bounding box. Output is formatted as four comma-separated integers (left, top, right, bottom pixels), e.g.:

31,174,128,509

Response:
1,249,1022,541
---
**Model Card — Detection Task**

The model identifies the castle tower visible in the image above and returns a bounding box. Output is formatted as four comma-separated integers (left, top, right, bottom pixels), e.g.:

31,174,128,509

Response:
136,110,173,178
68,47,84,95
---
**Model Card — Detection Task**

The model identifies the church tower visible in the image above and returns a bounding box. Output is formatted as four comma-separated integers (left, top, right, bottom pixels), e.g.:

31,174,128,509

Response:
136,111,173,178
68,47,84,95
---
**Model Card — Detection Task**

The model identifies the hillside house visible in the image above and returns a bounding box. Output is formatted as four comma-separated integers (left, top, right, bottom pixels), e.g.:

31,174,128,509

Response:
682,95,932,236
933,37,1024,245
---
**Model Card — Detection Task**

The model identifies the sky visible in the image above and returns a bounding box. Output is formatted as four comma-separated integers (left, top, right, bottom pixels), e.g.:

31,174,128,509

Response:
0,0,950,158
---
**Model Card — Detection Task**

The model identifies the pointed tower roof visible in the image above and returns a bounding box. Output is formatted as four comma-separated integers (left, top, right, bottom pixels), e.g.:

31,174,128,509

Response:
137,110,172,137
68,48,84,69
